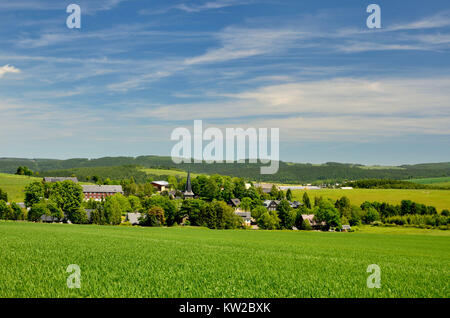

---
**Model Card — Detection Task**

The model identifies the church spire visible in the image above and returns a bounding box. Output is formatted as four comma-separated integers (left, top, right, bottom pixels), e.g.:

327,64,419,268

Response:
183,169,194,199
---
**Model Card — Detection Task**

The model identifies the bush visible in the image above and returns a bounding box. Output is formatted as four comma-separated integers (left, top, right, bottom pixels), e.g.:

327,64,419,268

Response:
364,207,380,224
27,203,48,222
257,211,280,230
300,219,313,231
10,202,26,220
0,188,8,202
140,206,166,227
67,207,88,224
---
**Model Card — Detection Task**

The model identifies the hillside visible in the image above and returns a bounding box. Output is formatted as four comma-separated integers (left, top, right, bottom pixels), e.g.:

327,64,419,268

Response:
0,173,42,202
1,156,450,184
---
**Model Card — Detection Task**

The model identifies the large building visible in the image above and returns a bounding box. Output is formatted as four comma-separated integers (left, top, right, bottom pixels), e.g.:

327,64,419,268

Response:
43,177,78,183
82,185,123,201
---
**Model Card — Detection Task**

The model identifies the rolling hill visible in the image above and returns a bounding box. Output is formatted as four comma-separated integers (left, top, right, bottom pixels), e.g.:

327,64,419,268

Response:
0,156,450,184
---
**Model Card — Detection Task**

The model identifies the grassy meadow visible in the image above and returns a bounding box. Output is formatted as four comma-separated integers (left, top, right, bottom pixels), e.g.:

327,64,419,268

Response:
0,173,41,202
404,177,450,188
0,222,449,298
140,168,204,178
292,188,450,211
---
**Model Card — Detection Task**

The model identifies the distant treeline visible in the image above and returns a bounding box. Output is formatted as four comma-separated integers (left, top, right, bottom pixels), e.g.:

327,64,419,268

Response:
1,156,450,184
342,179,450,190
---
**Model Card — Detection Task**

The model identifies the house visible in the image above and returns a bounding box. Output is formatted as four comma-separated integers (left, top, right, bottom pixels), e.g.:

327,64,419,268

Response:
151,181,169,192
43,177,78,183
290,201,303,209
299,214,326,229
229,198,241,208
126,212,142,225
263,200,280,211
40,214,62,223
183,171,195,199
82,185,123,201
341,224,351,232
235,211,252,227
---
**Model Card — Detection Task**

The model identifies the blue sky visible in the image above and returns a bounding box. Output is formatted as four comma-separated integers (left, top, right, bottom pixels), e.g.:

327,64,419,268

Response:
0,0,449,165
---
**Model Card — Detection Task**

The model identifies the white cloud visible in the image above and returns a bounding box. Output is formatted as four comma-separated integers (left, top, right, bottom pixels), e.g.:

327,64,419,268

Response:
123,76,450,141
0,64,21,78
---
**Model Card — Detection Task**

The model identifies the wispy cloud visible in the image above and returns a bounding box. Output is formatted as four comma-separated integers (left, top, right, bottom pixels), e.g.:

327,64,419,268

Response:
141,0,254,15
184,26,303,65
390,10,450,31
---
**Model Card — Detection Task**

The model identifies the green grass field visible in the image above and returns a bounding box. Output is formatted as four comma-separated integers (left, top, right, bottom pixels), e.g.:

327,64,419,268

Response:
0,222,448,298
404,177,450,188
0,173,41,202
293,188,450,211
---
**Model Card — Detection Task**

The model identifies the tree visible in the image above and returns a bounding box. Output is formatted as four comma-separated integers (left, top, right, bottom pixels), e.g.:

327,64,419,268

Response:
24,181,44,208
300,219,313,230
103,195,124,225
251,206,267,220
286,189,293,201
91,202,107,225
67,207,88,224
442,209,450,216
276,190,285,200
168,176,178,190
364,207,380,224
16,166,33,176
269,185,279,199
232,178,246,199
0,188,8,202
27,202,48,222
0,200,13,220
198,201,240,229
335,196,351,218
143,195,180,226
203,178,219,201
313,199,341,229
257,211,280,230
349,205,364,226
128,195,142,212
276,199,295,229
220,177,234,202
180,199,205,226
46,200,64,221
140,206,165,226
302,192,311,209
10,202,26,220
240,197,252,212
49,181,83,221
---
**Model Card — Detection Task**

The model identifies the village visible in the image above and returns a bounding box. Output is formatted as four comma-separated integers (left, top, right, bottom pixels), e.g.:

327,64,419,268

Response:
2,171,353,232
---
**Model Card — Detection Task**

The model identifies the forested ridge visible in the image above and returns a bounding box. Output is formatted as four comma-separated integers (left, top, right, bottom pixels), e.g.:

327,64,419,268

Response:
1,156,450,184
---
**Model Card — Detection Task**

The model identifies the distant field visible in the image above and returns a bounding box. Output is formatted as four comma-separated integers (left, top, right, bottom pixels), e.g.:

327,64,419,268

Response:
293,188,450,211
0,173,41,202
358,165,406,170
0,222,448,298
404,177,450,186
140,168,203,178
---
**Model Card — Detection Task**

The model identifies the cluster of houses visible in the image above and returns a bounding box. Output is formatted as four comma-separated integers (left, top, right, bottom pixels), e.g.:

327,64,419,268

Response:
37,174,342,230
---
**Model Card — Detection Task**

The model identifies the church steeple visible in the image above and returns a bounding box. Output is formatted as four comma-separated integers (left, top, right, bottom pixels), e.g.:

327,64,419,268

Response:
183,170,194,199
